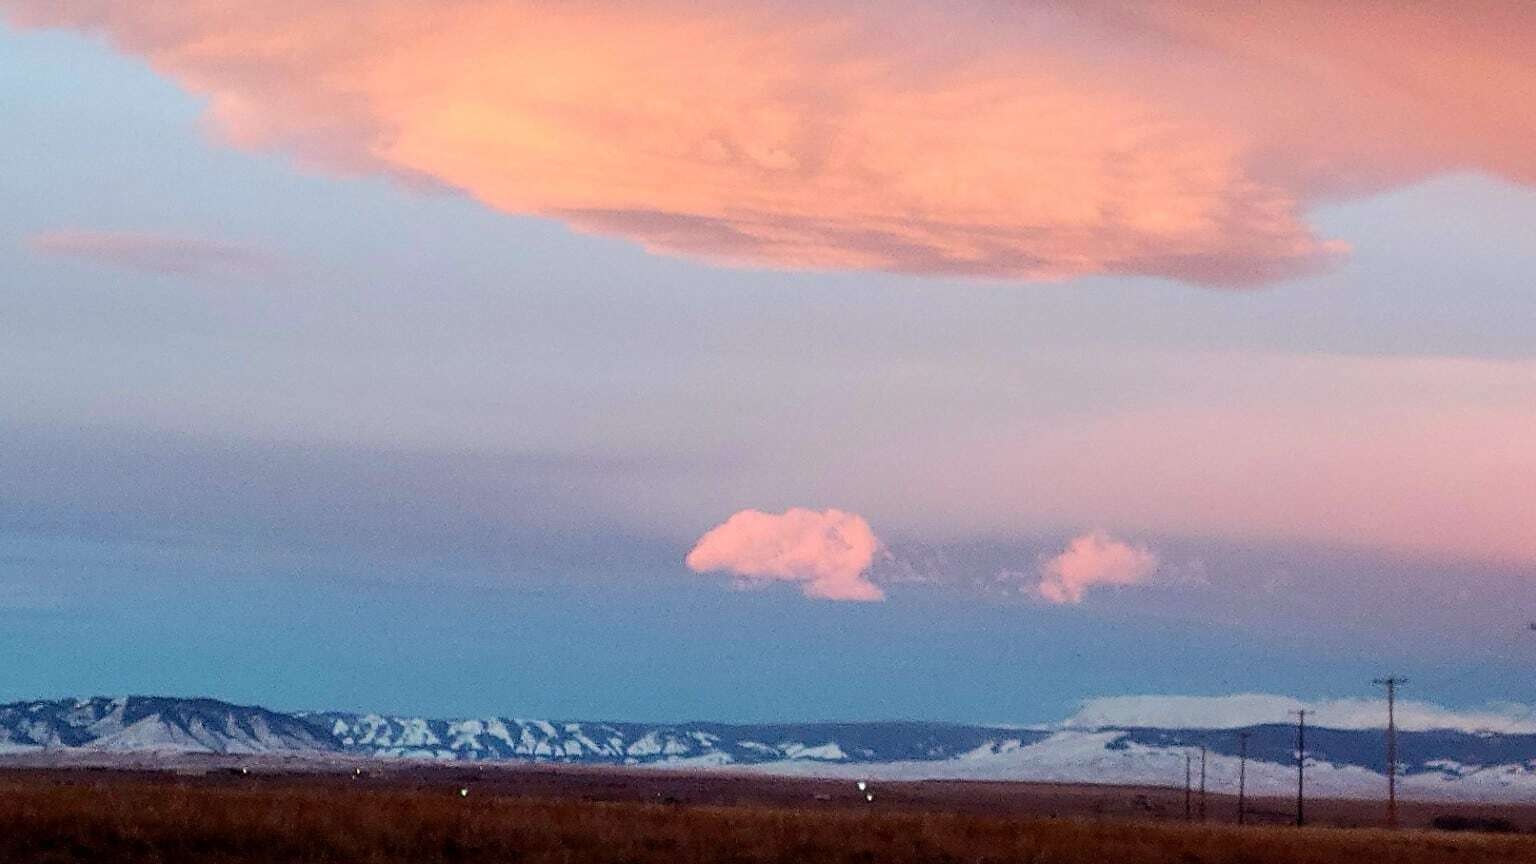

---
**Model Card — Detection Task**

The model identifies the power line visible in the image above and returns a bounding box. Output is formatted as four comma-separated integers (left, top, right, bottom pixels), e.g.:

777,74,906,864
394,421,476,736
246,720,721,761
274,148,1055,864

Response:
1414,619,1533,694
1373,676,1407,829
1479,624,1536,735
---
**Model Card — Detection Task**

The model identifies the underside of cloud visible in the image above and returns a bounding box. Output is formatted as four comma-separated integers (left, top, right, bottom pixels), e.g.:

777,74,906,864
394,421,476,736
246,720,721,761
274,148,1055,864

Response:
1066,694,1536,735
686,508,883,601
1036,532,1158,604
7,2,1534,286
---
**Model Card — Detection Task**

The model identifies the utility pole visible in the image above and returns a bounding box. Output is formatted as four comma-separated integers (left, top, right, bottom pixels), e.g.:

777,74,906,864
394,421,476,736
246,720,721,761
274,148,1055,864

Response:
1199,744,1208,822
1184,753,1193,821
1374,676,1407,829
1237,731,1250,826
1291,709,1308,827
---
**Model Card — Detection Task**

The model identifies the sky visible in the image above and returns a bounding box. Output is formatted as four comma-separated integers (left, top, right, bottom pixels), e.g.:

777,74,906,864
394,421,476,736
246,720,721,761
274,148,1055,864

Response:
1,2,1534,724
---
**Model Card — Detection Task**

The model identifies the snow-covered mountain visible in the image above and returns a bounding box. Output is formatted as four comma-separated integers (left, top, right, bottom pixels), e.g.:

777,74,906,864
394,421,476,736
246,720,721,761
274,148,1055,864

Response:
0,697,332,754
5,696,1536,801
313,713,1012,765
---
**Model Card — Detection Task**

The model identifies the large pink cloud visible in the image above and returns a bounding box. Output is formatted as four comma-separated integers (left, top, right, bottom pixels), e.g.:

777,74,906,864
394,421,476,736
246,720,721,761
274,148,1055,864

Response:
6,2,1534,285
1036,532,1159,604
686,508,883,601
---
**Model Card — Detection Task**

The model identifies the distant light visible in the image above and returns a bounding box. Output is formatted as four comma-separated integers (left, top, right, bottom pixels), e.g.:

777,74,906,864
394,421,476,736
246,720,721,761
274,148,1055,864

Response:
459,788,469,798
240,767,248,776
856,780,867,792
865,793,874,803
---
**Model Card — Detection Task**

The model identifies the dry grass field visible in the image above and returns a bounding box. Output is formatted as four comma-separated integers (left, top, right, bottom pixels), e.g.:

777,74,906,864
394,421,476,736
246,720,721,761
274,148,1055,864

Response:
1,770,1534,864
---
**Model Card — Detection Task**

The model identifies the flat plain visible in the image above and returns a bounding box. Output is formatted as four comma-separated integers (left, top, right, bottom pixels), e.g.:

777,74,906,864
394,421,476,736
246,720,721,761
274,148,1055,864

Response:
2,763,1534,863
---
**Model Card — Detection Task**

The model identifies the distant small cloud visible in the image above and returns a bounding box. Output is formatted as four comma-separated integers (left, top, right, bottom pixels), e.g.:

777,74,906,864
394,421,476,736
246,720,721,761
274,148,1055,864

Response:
26,230,281,280
1033,531,1159,605
686,508,884,602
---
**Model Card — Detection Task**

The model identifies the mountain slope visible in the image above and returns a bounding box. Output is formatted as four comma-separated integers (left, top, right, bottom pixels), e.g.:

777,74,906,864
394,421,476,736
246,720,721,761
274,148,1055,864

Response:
0,697,333,754
5,696,1536,800
313,713,1043,765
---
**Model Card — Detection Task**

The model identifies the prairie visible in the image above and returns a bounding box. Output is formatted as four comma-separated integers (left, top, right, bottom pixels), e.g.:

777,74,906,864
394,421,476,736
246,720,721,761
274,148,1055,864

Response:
1,770,1533,864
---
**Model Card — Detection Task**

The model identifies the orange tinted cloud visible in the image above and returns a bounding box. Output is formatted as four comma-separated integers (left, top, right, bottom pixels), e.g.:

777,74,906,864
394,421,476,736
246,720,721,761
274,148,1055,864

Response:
7,2,1534,285
26,229,279,279
686,508,883,601
1035,532,1159,604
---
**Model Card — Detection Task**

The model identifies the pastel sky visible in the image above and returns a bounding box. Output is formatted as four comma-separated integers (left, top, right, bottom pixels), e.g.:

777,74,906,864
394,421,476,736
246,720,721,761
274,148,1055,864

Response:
1,3,1533,723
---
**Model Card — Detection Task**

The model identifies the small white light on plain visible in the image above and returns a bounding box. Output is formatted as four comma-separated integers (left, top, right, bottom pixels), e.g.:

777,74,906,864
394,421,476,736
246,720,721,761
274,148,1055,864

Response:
459,787,469,798
856,780,867,792
865,792,874,803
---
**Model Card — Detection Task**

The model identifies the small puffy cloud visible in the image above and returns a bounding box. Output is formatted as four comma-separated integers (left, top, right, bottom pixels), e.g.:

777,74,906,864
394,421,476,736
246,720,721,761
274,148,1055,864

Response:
1036,532,1158,604
686,508,883,602
26,230,280,280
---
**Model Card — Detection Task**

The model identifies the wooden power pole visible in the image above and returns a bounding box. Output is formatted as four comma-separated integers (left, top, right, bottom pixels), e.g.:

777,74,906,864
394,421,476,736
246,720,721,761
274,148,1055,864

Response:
1199,744,1208,822
1292,709,1308,827
1374,676,1407,828
1184,753,1193,821
1237,731,1251,825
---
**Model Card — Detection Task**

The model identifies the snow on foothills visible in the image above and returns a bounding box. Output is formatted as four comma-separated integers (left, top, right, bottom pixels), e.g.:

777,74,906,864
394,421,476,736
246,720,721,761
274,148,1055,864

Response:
1065,694,1536,734
0,697,331,755
747,732,1203,788
10,696,1536,802
740,731,1536,802
640,752,736,769
317,709,1536,802
778,742,848,761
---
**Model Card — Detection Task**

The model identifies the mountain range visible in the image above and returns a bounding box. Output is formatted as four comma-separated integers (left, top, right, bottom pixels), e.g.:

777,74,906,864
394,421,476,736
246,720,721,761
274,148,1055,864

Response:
4,696,1535,801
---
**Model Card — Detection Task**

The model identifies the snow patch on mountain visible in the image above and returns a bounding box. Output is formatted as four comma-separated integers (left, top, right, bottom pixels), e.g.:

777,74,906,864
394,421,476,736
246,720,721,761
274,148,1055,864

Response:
779,742,848,761
743,730,1536,801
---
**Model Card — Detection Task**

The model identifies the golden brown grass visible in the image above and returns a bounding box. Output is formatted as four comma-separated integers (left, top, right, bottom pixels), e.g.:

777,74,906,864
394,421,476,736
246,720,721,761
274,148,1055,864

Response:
0,777,1532,864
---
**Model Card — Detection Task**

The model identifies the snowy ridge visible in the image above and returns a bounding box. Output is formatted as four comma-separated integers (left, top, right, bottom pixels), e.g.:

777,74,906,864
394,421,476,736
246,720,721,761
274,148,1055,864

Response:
0,697,332,754
754,729,1536,802
5,696,1536,801
312,714,1004,765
